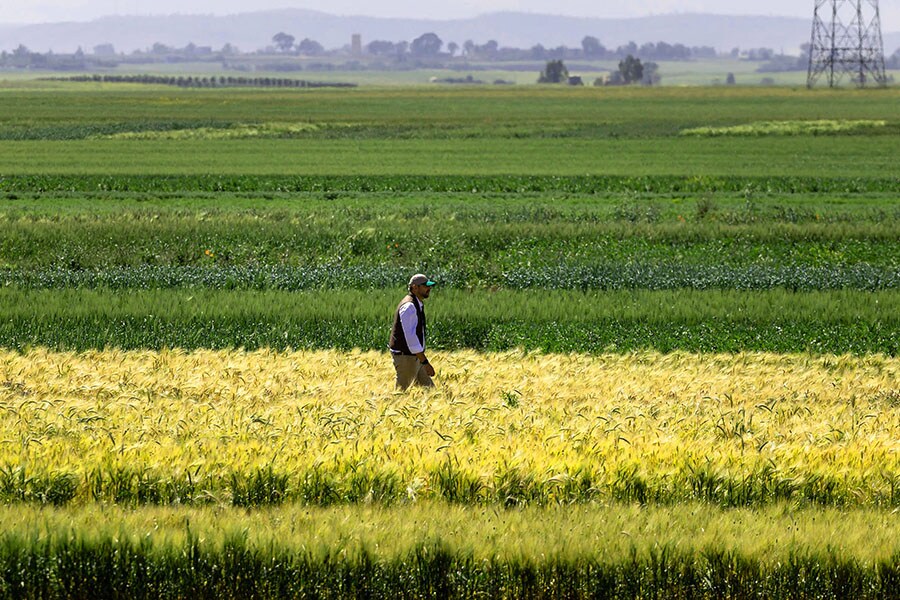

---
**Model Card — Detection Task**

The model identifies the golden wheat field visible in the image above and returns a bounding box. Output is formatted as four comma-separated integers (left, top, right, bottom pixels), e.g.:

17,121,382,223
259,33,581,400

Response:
0,348,898,506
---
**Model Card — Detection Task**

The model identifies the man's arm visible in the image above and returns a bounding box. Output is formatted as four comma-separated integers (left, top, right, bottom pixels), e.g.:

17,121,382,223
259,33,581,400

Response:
398,302,424,355
398,302,435,376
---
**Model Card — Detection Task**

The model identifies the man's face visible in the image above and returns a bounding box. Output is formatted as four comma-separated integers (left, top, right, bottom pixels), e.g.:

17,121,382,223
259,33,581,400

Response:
415,284,432,299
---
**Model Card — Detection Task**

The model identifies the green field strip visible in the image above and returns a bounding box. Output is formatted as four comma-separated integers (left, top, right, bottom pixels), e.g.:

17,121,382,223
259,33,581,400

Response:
1,288,896,354
2,264,898,291
0,504,896,598
2,173,900,193
1,190,899,218
1,86,898,132
1,136,898,177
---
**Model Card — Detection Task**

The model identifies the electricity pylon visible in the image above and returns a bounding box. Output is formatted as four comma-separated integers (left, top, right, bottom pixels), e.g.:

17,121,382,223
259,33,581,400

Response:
807,0,887,87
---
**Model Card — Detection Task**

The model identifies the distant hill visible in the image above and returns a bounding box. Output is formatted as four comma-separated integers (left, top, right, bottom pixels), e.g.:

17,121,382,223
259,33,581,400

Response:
0,10,897,56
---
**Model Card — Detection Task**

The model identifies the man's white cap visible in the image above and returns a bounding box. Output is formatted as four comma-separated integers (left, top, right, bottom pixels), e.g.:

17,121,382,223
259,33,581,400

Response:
409,274,436,287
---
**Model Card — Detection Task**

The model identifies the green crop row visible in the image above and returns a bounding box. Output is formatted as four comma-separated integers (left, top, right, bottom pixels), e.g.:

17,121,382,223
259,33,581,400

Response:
4,315,892,354
2,263,898,292
6,288,891,324
3,191,900,222
0,223,900,273
2,174,899,194
2,198,896,278
0,504,897,599
3,136,896,178
0,288,895,354
1,462,899,509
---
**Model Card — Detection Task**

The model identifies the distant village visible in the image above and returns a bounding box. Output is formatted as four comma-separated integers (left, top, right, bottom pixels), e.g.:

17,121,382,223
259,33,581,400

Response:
3,30,898,87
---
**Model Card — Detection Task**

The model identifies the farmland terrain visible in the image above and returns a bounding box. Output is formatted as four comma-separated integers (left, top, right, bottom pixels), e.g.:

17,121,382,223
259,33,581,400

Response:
0,83,897,597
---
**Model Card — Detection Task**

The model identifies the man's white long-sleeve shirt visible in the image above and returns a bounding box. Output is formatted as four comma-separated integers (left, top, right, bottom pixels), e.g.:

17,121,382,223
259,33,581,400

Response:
397,299,425,354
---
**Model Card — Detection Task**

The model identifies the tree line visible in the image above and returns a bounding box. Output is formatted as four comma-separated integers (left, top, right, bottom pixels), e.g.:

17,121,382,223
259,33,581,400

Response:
335,32,718,61
539,56,660,86
38,74,356,88
3,33,897,73
0,34,738,70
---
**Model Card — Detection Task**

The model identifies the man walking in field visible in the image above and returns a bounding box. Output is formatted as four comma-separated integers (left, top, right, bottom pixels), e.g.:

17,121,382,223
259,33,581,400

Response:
389,274,436,390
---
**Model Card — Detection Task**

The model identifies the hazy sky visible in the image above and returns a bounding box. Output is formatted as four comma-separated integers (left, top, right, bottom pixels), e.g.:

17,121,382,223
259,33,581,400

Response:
0,0,898,28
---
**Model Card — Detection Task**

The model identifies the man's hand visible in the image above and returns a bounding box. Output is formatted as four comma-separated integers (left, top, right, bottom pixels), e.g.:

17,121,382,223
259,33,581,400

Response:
416,353,435,378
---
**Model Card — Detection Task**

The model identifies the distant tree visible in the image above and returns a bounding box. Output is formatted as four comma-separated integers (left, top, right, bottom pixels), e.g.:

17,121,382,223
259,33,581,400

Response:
366,40,396,56
538,59,568,84
548,45,568,60
671,43,691,60
745,47,774,61
28,53,48,67
581,36,605,58
13,44,30,57
479,40,499,58
410,32,443,57
297,38,324,56
726,72,736,85
530,44,546,60
636,41,692,60
151,42,173,55
642,61,661,85
272,32,296,53
221,43,238,55
447,41,459,57
617,41,638,57
618,55,644,84
462,40,475,56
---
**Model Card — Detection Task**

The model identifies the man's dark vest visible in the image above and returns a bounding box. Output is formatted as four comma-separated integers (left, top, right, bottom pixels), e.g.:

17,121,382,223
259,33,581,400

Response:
389,295,425,355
